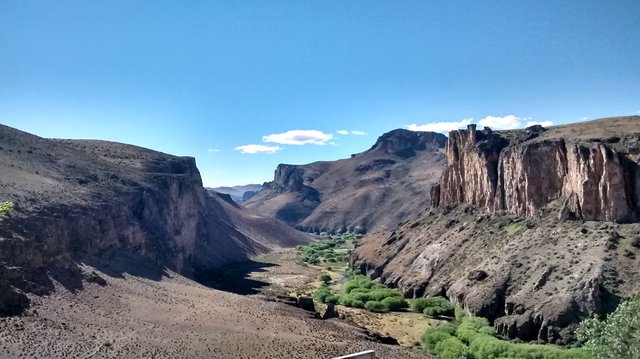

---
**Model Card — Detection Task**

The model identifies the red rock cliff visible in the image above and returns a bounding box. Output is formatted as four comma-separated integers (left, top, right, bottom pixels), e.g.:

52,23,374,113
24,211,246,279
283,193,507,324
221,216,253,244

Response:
434,117,640,222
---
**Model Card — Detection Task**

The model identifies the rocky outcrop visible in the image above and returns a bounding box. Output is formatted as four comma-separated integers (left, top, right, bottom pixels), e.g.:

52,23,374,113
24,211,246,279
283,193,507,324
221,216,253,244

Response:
245,129,447,233
0,124,310,315
354,117,640,343
436,118,640,222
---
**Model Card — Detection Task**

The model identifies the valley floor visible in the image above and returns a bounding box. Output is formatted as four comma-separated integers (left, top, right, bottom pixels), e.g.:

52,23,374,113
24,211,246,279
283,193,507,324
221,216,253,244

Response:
0,254,430,359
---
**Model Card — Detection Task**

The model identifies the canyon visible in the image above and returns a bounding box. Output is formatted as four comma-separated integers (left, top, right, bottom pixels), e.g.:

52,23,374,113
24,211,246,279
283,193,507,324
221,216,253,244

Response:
354,116,640,343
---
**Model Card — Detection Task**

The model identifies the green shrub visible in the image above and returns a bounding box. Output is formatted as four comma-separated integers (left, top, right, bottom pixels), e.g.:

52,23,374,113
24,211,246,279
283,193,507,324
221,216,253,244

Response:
412,297,455,317
313,286,333,303
369,288,403,301
339,295,365,309
318,273,332,284
420,324,457,354
435,337,470,359
456,316,493,344
325,295,340,304
364,301,389,313
381,296,408,311
576,299,640,359
455,306,467,321
0,201,14,218
351,292,374,303
468,335,511,358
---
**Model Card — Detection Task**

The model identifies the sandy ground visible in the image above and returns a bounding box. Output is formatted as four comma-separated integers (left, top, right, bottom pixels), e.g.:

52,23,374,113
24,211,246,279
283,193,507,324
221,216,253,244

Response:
0,258,430,359
240,249,439,348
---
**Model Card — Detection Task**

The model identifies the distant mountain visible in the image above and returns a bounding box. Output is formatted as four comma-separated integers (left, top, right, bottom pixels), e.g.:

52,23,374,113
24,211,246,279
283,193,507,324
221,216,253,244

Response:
244,129,447,234
208,184,264,203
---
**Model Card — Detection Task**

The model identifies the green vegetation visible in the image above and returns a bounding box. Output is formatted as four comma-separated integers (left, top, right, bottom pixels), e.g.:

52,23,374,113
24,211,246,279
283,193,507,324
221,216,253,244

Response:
411,296,455,317
297,232,360,265
313,283,335,303
576,298,640,359
364,300,389,312
318,273,332,284
313,272,407,313
420,315,593,358
0,201,14,218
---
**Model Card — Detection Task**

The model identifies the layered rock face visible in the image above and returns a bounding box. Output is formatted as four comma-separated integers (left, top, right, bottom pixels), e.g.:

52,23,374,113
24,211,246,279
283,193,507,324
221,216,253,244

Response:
436,118,640,222
0,124,309,315
245,129,446,233
354,116,640,343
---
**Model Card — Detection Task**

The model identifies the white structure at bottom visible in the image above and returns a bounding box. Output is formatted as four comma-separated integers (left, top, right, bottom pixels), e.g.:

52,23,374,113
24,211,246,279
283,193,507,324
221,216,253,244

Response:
332,350,375,359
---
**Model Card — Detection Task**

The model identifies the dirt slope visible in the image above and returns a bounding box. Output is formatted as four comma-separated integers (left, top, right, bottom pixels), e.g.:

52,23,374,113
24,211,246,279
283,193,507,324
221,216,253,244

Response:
245,129,446,234
0,255,430,359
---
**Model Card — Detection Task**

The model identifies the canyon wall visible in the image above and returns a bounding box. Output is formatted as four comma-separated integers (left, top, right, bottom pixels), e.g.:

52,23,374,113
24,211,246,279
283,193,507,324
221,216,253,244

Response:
0,124,309,315
435,121,640,222
354,116,640,343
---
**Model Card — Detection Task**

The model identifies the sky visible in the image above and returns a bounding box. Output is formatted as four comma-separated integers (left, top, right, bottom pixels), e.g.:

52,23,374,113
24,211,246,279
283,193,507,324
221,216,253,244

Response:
1,1,639,187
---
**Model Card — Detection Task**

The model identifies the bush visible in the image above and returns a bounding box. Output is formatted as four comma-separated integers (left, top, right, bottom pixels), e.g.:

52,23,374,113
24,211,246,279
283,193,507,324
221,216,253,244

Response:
318,273,332,284
313,286,334,303
325,295,340,304
381,296,408,311
420,324,456,354
435,337,470,359
456,316,493,344
455,306,467,321
0,201,13,218
412,297,455,317
339,295,365,309
364,301,389,313
576,299,640,359
369,288,403,301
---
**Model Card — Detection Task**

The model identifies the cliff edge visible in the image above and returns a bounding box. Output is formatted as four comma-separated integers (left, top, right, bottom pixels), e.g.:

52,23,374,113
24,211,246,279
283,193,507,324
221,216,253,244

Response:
354,116,640,343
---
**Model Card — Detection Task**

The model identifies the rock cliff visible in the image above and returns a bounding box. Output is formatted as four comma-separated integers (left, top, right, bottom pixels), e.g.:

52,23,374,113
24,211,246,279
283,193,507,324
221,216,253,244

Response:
244,129,446,233
435,117,640,222
354,116,640,343
0,124,310,315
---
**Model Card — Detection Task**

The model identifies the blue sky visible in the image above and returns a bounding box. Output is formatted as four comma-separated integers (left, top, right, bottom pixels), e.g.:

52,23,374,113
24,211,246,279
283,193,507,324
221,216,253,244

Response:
1,1,639,186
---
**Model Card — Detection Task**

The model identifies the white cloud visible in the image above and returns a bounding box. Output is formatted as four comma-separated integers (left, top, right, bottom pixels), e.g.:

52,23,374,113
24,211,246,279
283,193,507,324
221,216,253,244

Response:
405,118,473,133
207,148,221,153
581,117,589,121
351,130,367,135
263,129,333,145
478,115,522,130
336,130,349,135
234,144,281,154
525,120,554,127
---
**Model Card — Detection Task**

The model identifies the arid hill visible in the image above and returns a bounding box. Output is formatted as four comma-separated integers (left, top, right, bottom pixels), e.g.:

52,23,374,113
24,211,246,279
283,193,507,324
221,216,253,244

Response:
0,124,311,315
354,116,640,343
245,129,446,234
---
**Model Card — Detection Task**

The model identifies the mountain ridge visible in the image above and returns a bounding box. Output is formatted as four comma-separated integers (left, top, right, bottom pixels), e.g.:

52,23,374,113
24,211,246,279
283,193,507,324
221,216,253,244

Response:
353,116,640,343
244,129,447,234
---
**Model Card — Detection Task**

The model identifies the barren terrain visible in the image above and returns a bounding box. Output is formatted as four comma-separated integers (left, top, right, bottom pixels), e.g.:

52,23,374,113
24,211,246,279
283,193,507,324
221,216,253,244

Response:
0,253,430,359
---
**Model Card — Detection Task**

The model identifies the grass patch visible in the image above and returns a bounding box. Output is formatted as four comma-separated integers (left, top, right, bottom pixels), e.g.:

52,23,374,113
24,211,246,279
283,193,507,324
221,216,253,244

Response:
421,316,593,358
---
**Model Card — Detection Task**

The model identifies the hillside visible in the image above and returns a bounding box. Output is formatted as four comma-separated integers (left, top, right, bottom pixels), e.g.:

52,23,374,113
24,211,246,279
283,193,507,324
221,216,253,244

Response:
354,116,640,343
244,129,447,234
0,124,311,315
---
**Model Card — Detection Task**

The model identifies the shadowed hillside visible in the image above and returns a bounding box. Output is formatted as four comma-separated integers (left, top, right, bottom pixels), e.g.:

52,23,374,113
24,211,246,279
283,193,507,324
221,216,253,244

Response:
0,124,311,315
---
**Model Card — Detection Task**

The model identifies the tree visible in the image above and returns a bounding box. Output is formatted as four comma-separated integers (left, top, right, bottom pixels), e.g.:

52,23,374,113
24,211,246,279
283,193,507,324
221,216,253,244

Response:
576,299,640,359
